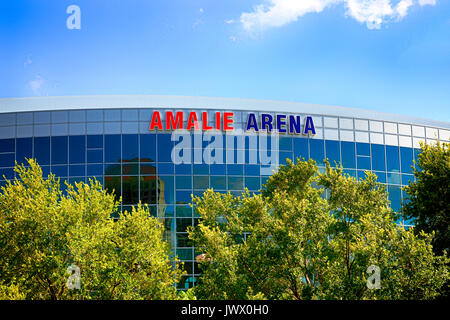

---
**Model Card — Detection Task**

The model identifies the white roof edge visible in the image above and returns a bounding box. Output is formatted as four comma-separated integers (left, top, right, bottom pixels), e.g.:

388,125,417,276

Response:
0,95,449,129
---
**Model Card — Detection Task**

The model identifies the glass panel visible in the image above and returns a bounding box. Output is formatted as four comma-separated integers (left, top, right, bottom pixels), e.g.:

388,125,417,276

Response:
0,154,14,168
158,163,175,175
245,164,260,176
0,139,14,153
104,176,121,201
104,163,121,175
210,164,226,175
400,147,414,174
357,156,371,170
175,164,191,175
309,139,324,166
374,171,386,184
34,137,50,165
69,136,85,164
293,137,308,161
140,176,157,204
371,144,386,171
279,137,292,151
70,165,85,176
402,174,414,186
105,135,121,163
177,233,192,248
176,176,192,190
87,149,103,163
51,136,68,165
325,140,340,167
228,176,243,190
227,164,243,175
86,164,102,176
16,138,32,166
158,176,174,204
386,146,400,172
211,176,226,190
388,185,402,212
51,165,68,178
387,172,401,185
193,176,209,190
279,151,293,165
176,205,192,217
122,176,139,205
0,168,14,180
245,177,260,190
356,142,370,156
122,134,138,162
341,141,355,169
176,218,192,233
193,164,209,175
140,134,156,163
140,163,157,175
87,135,103,148
157,134,173,162
122,163,139,175
176,191,192,204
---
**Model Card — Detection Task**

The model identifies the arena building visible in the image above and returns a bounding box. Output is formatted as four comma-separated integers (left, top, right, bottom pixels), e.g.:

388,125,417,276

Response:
1,95,449,289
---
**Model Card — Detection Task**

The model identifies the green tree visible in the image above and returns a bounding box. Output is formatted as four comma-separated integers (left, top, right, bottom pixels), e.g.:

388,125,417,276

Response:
0,159,184,300
189,158,449,300
402,141,450,256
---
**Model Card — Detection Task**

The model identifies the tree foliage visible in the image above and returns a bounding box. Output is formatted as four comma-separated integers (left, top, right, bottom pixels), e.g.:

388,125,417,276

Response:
0,159,184,300
189,158,449,300
402,141,450,256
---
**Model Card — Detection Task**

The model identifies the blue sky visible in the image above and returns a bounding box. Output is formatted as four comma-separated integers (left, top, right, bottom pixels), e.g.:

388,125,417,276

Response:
1,0,449,122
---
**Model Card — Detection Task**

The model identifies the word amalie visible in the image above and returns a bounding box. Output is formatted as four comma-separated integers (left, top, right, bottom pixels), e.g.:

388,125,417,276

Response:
66,5,81,30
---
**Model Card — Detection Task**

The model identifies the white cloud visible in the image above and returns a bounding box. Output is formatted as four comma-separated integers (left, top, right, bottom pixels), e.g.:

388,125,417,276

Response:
29,75,44,95
240,0,436,31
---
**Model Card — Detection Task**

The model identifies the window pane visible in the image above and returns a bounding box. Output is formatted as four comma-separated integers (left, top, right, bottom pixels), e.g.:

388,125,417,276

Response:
16,138,32,166
388,185,402,212
374,171,386,183
279,137,292,151
122,134,138,162
245,164,260,176
293,137,308,161
158,163,175,175
51,136,68,165
87,164,102,176
105,135,121,163
175,164,191,175
357,156,371,170
400,147,414,174
140,176,157,204
176,218,192,233
176,191,192,204
34,137,50,165
0,139,14,153
211,176,226,189
104,176,121,201
227,164,243,175
341,142,355,169
210,164,226,175
0,154,14,168
157,134,173,162
371,144,385,171
193,164,209,175
104,163,121,175
386,146,400,172
387,172,401,185
140,134,156,162
325,140,340,166
356,142,370,156
87,149,103,163
193,176,209,190
69,136,85,164
122,176,139,205
158,175,174,204
176,176,192,190
122,163,139,175
228,176,243,190
310,140,324,166
70,165,85,176
51,165,68,177
245,177,260,190
402,174,414,186
279,151,293,165
87,135,103,148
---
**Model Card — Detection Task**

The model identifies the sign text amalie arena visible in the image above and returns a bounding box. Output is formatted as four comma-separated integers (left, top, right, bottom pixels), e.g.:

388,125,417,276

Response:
149,111,316,135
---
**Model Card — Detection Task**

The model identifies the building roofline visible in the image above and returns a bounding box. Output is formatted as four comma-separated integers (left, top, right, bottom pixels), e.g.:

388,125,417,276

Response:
0,95,449,129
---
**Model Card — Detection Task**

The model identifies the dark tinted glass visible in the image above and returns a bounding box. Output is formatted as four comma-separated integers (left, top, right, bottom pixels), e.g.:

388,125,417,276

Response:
157,163,175,175
357,156,371,170
87,149,103,163
34,137,50,165
227,164,243,175
51,165,68,177
210,164,226,175
87,164,102,176
140,134,156,162
176,176,192,190
69,136,85,164
16,138,32,166
159,175,174,204
176,191,192,204
356,142,370,156
87,135,103,148
0,153,14,168
245,164,260,176
70,164,85,176
211,176,226,189
228,176,243,190
105,135,121,163
193,176,209,190
104,176,121,201
51,136,68,165
279,137,292,151
245,177,260,190
140,176,157,204
122,134,138,162
122,176,139,204
0,139,14,153
157,134,173,162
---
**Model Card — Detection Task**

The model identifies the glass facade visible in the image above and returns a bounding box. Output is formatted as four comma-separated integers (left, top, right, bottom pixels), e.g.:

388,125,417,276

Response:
1,107,450,290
